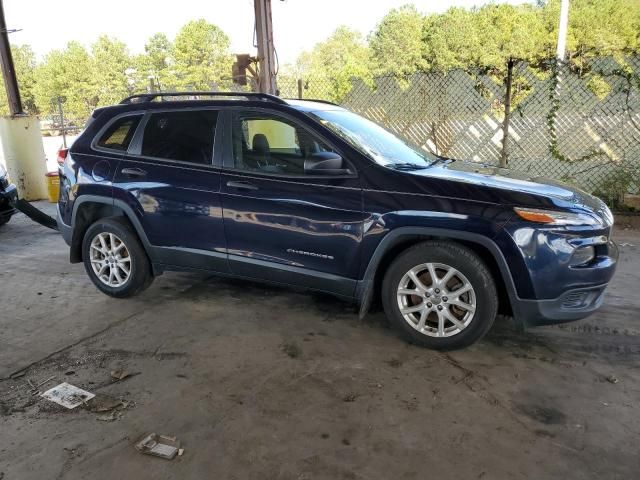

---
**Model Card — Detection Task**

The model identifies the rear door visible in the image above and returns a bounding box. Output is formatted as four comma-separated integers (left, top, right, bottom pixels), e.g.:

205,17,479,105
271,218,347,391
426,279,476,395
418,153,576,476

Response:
112,108,227,272
219,109,364,296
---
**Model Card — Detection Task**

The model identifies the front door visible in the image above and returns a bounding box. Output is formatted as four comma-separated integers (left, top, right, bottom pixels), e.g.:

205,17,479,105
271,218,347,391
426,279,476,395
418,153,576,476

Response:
220,109,364,297
112,108,227,272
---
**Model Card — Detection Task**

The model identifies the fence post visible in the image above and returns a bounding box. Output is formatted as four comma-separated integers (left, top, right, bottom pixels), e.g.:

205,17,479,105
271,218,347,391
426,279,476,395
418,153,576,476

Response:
500,58,514,168
297,78,303,99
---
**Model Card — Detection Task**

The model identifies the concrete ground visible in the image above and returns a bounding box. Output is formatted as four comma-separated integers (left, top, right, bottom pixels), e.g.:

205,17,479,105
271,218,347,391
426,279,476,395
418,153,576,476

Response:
1,202,639,480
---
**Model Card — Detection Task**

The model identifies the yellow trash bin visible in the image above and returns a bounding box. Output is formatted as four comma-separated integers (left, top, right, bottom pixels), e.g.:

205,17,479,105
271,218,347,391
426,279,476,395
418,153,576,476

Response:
45,171,60,203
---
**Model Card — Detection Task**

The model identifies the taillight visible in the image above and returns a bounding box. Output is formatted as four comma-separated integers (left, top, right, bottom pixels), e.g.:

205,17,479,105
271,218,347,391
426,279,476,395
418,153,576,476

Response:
56,148,69,165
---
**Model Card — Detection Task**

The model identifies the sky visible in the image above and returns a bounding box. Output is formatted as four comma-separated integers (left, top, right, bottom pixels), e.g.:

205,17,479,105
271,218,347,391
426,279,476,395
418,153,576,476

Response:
5,0,531,65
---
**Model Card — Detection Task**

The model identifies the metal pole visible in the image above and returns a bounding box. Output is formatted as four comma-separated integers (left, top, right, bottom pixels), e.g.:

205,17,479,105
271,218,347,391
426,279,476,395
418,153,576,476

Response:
0,0,23,115
556,0,570,61
254,0,277,95
500,59,514,169
57,97,66,149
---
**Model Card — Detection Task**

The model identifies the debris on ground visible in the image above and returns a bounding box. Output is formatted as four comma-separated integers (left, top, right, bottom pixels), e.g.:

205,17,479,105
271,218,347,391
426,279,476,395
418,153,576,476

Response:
95,411,122,422
110,369,135,382
85,394,124,413
136,433,181,460
619,242,635,247
281,342,301,358
606,375,619,384
178,448,185,457
41,383,95,409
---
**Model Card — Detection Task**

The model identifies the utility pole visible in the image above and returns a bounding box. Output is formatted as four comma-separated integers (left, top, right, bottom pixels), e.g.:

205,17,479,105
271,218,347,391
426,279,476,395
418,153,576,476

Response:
556,0,570,61
254,0,277,94
0,0,23,115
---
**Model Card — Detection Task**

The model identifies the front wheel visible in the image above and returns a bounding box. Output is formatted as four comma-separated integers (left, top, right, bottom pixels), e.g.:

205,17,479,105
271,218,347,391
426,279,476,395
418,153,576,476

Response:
382,241,498,350
82,217,154,298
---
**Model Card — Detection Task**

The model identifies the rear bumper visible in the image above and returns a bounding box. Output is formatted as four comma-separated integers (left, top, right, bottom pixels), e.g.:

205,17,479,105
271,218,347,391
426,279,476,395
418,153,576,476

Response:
57,203,73,245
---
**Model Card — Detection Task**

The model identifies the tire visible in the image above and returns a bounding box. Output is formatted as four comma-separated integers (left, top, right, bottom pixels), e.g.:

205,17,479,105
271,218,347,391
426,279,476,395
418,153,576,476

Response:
82,217,154,298
0,215,10,226
381,241,498,350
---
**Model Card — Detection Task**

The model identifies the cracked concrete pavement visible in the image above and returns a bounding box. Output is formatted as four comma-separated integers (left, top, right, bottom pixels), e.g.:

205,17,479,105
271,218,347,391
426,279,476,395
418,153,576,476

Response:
1,203,639,479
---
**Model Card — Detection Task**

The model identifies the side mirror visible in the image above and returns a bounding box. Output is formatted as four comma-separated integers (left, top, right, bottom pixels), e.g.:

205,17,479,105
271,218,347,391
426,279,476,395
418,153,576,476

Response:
304,152,350,175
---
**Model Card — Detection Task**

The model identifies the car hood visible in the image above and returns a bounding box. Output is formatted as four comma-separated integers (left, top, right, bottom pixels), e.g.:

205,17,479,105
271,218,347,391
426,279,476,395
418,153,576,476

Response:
408,160,610,218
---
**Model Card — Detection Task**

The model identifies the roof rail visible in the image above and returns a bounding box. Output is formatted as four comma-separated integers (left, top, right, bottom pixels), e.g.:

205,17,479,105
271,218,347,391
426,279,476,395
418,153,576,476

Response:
120,91,288,105
284,98,340,107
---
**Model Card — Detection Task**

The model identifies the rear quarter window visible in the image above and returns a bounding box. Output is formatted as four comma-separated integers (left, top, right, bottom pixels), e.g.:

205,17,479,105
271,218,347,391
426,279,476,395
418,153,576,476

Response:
95,115,142,151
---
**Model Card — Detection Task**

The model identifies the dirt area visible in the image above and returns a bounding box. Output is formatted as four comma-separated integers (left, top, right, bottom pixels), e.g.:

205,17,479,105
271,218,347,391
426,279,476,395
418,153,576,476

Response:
1,203,639,479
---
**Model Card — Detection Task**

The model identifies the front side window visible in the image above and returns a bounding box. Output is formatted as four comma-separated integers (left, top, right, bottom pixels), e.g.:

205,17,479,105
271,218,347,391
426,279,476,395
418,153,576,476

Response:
231,112,340,175
141,110,218,165
96,115,142,151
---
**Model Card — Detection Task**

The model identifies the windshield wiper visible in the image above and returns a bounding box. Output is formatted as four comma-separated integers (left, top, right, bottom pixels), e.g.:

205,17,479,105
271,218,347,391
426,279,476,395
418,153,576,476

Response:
385,162,429,170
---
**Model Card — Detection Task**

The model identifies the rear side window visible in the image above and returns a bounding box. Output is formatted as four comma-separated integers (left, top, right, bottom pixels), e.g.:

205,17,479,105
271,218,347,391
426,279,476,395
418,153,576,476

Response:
96,115,142,151
141,110,218,165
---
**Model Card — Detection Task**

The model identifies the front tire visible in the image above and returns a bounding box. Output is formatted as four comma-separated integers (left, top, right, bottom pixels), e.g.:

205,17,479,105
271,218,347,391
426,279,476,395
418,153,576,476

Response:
382,241,498,350
82,217,154,298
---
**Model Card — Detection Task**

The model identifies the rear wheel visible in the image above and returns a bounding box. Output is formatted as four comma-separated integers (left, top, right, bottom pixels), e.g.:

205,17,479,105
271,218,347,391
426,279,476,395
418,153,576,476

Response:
82,217,153,298
0,215,10,227
382,241,498,350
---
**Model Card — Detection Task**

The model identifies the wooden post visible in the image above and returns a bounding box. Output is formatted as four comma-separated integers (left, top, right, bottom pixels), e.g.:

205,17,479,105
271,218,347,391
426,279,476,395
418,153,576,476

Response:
297,78,303,99
500,58,514,169
254,0,277,95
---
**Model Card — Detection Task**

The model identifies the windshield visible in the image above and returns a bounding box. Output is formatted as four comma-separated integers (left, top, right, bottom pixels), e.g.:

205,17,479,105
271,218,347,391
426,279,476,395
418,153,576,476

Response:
309,109,435,168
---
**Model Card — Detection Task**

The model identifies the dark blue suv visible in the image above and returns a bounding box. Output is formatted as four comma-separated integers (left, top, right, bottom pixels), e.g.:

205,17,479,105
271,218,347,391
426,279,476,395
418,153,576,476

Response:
56,92,618,349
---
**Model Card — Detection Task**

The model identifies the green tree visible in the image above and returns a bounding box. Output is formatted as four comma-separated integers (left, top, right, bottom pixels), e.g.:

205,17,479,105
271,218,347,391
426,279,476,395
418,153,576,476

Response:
0,44,37,115
133,33,173,91
370,4,426,76
543,0,640,68
91,35,133,105
422,8,482,71
170,19,233,90
297,26,371,102
33,41,95,121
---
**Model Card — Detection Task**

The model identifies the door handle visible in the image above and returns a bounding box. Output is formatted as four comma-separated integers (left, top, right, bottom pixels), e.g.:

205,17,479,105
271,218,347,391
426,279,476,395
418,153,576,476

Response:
121,167,147,178
226,181,258,191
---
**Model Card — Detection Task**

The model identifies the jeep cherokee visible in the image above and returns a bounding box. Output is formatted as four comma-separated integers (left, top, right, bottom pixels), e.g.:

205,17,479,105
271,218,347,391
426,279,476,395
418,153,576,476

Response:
56,92,618,350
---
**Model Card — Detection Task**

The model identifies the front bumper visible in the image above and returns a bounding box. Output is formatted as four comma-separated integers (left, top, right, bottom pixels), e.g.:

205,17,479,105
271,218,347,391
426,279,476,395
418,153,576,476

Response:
497,219,619,327
0,180,19,219
514,283,611,326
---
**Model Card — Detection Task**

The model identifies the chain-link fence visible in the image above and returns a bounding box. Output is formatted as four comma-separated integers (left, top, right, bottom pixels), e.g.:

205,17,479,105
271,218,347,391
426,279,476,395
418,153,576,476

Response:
280,55,640,209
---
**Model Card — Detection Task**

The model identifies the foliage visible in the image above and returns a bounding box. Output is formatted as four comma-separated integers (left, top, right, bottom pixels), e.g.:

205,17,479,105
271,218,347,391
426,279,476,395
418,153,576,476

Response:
0,2,638,121
169,19,234,90
369,5,426,76
0,45,37,115
295,26,372,102
593,168,638,211
33,41,96,121
91,36,133,106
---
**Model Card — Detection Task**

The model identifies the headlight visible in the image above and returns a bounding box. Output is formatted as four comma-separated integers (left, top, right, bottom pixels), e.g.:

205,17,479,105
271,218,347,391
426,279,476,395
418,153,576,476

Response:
0,163,6,178
514,207,600,226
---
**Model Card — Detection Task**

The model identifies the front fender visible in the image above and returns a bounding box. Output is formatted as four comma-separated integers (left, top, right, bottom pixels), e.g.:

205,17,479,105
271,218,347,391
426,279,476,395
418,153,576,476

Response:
355,225,522,319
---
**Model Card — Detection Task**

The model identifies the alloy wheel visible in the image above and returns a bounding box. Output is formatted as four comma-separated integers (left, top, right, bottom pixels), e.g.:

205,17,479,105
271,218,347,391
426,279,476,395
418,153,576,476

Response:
396,262,476,337
89,232,132,288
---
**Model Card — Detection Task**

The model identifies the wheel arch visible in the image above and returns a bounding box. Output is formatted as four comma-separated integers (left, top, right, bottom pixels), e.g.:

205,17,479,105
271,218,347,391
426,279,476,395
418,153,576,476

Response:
70,196,151,264
357,228,518,319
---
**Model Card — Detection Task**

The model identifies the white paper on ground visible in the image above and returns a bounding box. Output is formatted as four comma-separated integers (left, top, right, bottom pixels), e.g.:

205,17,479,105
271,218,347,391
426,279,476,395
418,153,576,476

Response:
41,382,95,409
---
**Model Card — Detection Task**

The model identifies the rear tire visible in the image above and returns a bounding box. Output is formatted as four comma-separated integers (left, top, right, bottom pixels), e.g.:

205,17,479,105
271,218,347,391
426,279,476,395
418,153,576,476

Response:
82,217,154,298
0,215,10,227
382,241,498,350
